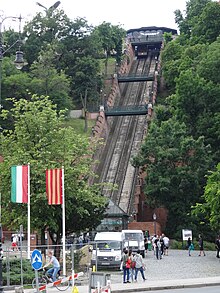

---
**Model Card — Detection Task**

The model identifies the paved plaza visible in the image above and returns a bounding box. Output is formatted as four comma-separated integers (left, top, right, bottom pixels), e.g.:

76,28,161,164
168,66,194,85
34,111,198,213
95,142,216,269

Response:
4,248,220,293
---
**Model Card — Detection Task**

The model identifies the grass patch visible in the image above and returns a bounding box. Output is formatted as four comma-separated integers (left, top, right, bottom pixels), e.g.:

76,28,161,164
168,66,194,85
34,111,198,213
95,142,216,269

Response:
64,118,96,136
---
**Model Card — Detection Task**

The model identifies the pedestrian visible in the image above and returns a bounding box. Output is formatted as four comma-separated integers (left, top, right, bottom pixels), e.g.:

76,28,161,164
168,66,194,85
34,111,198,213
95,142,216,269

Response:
121,249,130,283
163,234,170,256
154,235,162,260
215,235,220,258
187,237,194,256
151,235,157,255
43,250,60,282
133,250,146,282
11,234,18,251
144,236,148,255
78,235,83,248
159,235,164,257
128,250,135,282
198,234,205,256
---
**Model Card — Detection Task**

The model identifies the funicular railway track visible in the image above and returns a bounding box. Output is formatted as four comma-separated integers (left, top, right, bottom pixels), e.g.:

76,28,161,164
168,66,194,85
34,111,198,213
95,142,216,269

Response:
96,52,157,215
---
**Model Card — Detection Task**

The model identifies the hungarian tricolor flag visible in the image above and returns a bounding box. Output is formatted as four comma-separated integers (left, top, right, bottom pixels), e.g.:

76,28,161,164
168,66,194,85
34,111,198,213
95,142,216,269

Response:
46,168,63,205
11,165,29,203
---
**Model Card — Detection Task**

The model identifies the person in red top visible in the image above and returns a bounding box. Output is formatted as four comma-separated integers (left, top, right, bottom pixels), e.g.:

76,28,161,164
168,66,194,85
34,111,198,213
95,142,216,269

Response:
121,249,130,283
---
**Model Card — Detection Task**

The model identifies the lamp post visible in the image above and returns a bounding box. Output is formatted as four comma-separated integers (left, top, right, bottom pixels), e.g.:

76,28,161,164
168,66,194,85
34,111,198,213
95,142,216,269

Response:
36,1,61,13
0,14,26,110
153,212,157,236
0,14,25,293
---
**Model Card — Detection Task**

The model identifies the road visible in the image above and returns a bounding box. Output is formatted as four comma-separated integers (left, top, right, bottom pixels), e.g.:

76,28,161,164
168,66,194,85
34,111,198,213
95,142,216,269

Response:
138,286,220,293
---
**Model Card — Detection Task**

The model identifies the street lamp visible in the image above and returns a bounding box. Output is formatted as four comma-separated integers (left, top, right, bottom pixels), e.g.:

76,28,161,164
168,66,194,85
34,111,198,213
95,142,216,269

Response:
0,13,25,293
0,14,26,109
36,1,61,13
153,212,157,236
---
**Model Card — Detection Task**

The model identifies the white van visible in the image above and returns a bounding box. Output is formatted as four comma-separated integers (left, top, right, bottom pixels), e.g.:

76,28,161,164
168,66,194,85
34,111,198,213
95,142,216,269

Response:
91,232,123,269
122,229,145,257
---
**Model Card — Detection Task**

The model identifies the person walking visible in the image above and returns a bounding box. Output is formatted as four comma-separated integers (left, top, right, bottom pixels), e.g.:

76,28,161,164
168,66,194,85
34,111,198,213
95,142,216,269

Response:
198,234,205,256
187,237,193,256
163,234,170,256
43,250,60,282
11,234,18,251
121,249,130,283
128,250,135,282
144,236,148,255
134,250,146,282
154,235,162,260
159,235,164,257
215,235,220,258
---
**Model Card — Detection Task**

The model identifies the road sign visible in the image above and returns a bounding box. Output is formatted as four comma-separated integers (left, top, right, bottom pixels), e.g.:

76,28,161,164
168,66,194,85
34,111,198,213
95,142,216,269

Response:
31,249,43,270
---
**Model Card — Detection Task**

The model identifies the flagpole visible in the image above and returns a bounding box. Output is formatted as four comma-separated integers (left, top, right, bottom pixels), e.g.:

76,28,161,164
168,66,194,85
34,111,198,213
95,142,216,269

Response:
27,163,31,259
62,166,66,276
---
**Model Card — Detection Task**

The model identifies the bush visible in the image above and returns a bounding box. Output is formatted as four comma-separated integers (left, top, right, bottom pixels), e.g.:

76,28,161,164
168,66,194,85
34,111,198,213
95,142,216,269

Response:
170,239,216,251
3,257,35,286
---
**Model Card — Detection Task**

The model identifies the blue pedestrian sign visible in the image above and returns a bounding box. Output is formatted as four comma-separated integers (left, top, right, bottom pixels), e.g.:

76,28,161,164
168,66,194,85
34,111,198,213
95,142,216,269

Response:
31,249,43,270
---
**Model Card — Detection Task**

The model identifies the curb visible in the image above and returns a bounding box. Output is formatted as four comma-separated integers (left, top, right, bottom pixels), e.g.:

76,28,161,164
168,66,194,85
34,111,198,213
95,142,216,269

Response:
111,278,220,293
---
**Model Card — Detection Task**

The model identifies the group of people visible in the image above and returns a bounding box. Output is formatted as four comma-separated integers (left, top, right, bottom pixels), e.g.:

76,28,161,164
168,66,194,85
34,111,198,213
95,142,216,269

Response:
121,249,146,283
151,234,170,260
187,234,206,256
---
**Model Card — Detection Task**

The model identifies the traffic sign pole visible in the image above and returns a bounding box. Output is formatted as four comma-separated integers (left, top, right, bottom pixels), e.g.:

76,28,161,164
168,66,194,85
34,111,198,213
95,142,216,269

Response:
35,270,40,293
31,249,43,293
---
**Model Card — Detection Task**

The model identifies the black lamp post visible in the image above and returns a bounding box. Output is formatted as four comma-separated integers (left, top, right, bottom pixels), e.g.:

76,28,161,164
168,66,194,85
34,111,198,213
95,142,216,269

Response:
0,14,26,293
0,14,26,110
153,212,157,236
36,1,61,13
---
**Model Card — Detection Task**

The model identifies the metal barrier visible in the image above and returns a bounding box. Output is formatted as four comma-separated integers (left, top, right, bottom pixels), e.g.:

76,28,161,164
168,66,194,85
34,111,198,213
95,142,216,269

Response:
38,272,84,292
89,271,111,293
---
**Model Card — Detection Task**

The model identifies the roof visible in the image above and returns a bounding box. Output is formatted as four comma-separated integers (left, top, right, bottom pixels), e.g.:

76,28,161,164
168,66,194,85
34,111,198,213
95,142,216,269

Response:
105,199,129,217
127,26,178,35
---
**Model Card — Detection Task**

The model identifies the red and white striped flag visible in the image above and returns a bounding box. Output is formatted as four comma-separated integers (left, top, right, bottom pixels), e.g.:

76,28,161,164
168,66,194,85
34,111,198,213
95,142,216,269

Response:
11,165,29,203
46,168,63,205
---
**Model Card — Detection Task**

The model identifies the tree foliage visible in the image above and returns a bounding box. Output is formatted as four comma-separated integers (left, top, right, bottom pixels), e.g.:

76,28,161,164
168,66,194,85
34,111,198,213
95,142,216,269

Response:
132,118,211,236
192,163,220,232
0,96,107,244
146,0,220,237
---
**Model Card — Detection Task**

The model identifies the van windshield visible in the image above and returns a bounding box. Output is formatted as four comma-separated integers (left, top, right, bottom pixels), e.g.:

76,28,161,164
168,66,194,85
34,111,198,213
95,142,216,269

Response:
95,241,121,250
124,233,143,241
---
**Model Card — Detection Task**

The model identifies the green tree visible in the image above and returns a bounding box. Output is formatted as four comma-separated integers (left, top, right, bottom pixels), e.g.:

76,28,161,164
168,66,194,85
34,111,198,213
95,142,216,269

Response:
93,22,126,75
22,9,73,66
161,41,183,91
174,0,211,41
197,37,220,85
0,95,107,246
191,2,220,44
132,118,211,236
175,70,208,137
29,45,72,110
0,57,31,130
192,163,220,232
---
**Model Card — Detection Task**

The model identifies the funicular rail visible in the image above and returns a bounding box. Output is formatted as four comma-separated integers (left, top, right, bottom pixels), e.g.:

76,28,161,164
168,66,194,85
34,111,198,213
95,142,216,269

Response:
96,54,157,215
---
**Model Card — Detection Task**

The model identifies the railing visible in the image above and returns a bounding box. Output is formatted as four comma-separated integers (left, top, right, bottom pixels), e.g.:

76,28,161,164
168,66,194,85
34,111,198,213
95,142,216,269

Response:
105,105,148,116
117,73,154,82
2,242,91,289
128,36,163,43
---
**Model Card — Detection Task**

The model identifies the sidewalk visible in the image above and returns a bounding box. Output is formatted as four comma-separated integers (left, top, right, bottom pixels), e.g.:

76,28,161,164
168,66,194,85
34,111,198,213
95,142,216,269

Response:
7,276,220,293
5,249,220,292
82,277,220,293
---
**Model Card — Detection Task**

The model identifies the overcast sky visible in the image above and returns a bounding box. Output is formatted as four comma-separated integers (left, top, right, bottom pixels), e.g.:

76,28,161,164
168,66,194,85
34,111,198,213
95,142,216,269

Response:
0,0,187,32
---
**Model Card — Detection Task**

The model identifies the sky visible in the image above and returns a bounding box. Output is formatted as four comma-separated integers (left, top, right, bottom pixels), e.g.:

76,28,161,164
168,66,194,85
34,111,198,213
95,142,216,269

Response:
0,0,187,32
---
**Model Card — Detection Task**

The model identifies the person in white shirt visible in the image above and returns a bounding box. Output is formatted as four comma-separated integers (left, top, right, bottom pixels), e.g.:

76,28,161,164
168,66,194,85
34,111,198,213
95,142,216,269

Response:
133,250,146,282
163,234,170,256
